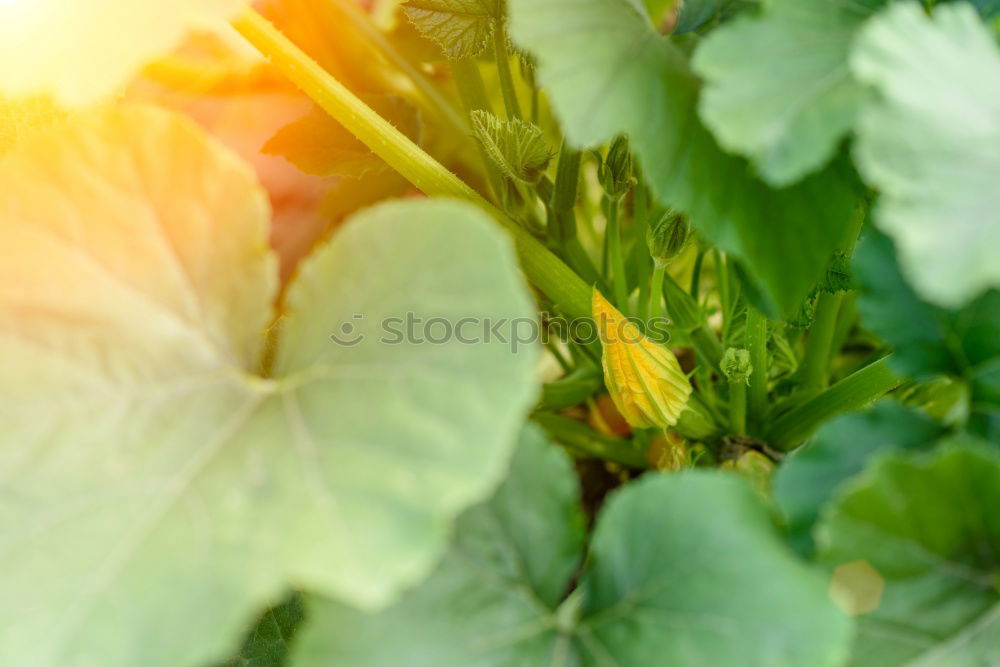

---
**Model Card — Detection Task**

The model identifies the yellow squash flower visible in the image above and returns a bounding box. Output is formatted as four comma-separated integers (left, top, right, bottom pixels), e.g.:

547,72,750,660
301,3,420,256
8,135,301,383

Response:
0,0,247,106
594,289,692,429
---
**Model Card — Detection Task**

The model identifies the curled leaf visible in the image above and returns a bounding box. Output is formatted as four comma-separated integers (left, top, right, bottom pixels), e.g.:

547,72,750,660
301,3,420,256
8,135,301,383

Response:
594,289,692,428
470,110,552,184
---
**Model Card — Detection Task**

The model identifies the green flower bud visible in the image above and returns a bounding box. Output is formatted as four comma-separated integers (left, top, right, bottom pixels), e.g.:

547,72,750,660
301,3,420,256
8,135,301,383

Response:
721,348,753,385
647,210,690,267
598,135,633,199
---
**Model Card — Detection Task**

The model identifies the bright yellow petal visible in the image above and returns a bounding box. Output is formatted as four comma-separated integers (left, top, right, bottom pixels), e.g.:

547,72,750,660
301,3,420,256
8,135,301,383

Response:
0,0,247,106
0,96,64,154
594,289,692,429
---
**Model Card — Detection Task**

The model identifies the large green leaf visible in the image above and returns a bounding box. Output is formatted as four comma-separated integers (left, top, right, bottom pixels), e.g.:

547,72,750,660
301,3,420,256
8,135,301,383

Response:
0,107,539,667
853,229,1000,435
295,430,851,666
694,0,884,185
817,444,1000,666
773,401,946,556
850,1,1000,308
508,0,861,316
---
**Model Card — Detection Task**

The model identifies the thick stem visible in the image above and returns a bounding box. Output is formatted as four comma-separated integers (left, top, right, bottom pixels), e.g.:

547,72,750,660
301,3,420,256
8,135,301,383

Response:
800,291,843,389
606,200,629,309
233,9,594,320
767,356,902,450
729,382,747,435
649,265,666,321
329,0,467,135
492,20,522,120
533,413,648,468
745,306,769,420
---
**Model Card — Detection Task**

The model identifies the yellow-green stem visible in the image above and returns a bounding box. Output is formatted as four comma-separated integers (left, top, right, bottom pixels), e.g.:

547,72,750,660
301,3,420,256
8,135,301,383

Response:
233,9,593,320
492,20,522,120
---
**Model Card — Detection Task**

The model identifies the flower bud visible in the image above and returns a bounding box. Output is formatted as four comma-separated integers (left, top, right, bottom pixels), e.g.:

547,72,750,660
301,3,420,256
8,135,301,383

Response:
593,289,692,429
721,348,752,385
598,135,633,200
647,210,690,267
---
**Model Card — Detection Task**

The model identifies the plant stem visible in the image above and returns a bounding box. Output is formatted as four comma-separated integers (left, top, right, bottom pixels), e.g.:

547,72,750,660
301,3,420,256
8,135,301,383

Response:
329,0,467,135
800,291,842,389
729,381,747,435
492,20,522,120
649,265,666,321
449,57,504,201
606,199,629,309
233,9,594,319
690,248,706,301
767,356,902,450
634,183,652,322
532,413,648,468
745,305,769,421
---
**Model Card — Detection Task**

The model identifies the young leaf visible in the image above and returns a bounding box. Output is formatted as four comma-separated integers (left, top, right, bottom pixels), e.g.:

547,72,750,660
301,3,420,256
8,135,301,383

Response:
817,443,1000,666
694,0,885,186
294,431,852,666
508,0,862,317
773,402,946,556
403,0,504,59
264,95,422,179
471,110,552,183
851,2,1000,308
0,107,539,667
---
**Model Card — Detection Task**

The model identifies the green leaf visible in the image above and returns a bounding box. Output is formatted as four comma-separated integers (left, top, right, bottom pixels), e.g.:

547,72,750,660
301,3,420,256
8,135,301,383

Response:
403,0,503,59
292,427,587,666
471,110,553,183
694,0,884,186
508,0,862,316
264,95,423,179
854,229,1000,385
817,443,1000,666
0,108,539,667
674,0,757,34
850,1,1000,308
773,401,946,556
226,595,305,667
295,432,851,666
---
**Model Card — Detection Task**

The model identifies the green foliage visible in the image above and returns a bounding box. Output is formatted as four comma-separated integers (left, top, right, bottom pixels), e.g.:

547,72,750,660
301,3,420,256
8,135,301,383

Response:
403,0,504,58
694,0,884,186
0,196,539,667
851,2,1000,308
817,443,1000,666
774,401,946,555
508,0,863,317
295,430,851,666
854,229,1000,435
471,110,553,183
226,595,305,667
